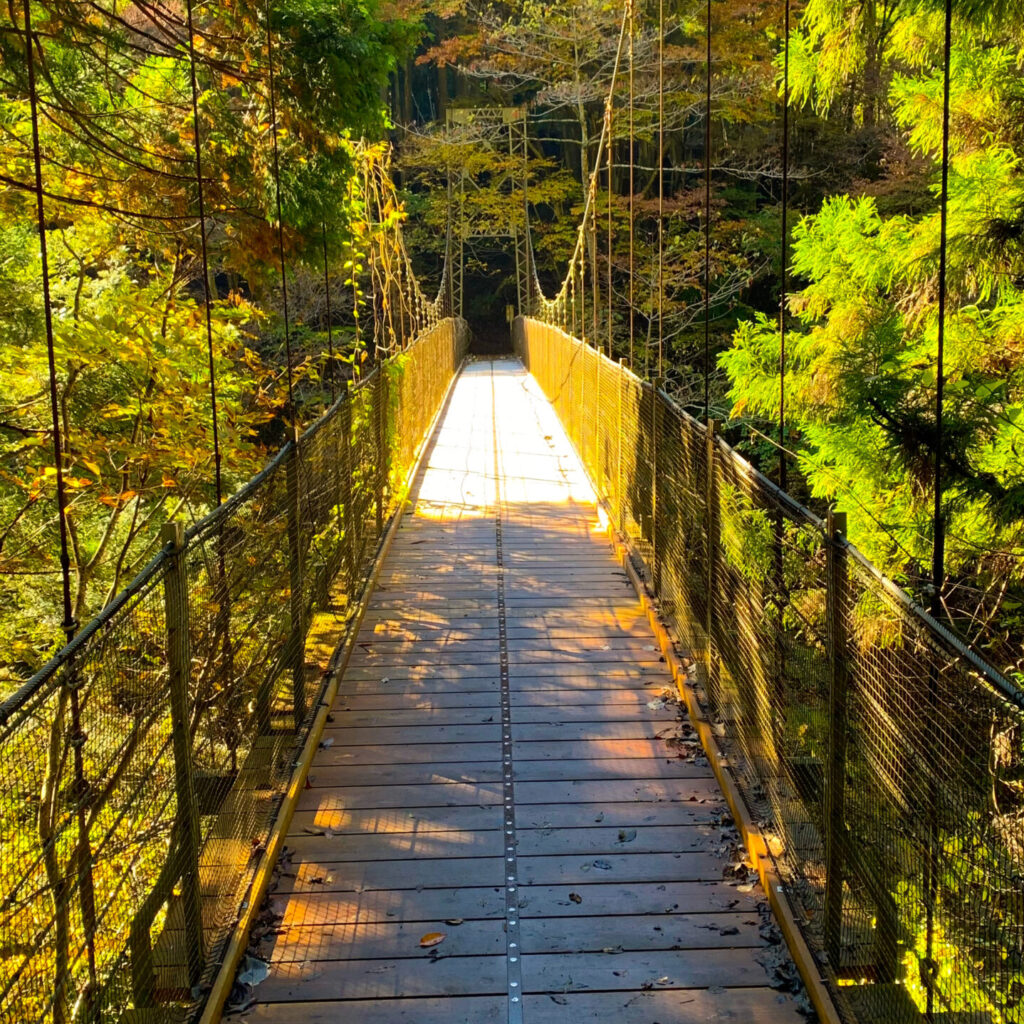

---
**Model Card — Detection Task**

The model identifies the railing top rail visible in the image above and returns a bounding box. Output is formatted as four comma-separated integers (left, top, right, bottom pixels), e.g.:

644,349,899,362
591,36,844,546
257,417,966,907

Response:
523,315,1024,714
0,322,454,730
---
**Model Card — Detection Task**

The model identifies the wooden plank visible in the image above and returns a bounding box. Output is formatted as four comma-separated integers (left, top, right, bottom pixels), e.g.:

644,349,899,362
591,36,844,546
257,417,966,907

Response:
304,761,502,787
516,824,721,856
318,724,502,745
511,722,683,742
339,677,501,693
259,919,505,963
346,663,669,681
295,781,504,811
351,636,654,657
255,955,507,1001
269,887,505,927
512,758,710,782
510,688,674,706
308,742,500,766
521,948,777,992
513,779,721,805
509,666,663,684
522,989,807,1023
517,881,762,917
283,829,503,863
512,738,679,760
273,857,503,894
326,708,503,728
515,803,722,828
510,704,675,723
519,912,765,952
518,851,723,885
289,805,501,835
244,995,511,1022
334,692,499,710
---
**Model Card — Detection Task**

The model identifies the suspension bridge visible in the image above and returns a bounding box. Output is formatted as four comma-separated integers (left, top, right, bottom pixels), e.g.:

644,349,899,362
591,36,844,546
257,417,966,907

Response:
2,0,1023,1021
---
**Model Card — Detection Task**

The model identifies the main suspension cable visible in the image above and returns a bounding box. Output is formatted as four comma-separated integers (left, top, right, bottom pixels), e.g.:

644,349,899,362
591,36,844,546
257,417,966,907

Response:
607,97,614,357
703,0,712,422
185,0,223,505
627,0,635,369
23,0,74,644
265,0,296,425
322,221,337,403
23,0,100,1004
656,0,665,376
932,0,952,623
778,0,791,492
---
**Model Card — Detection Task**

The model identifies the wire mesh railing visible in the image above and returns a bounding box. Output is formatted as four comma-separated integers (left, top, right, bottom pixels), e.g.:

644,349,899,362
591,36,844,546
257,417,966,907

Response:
516,316,1024,1024
0,317,467,1024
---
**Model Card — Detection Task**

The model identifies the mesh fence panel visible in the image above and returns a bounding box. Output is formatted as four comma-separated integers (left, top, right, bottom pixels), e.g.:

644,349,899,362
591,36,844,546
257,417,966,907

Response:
0,318,467,1024
516,316,1024,1024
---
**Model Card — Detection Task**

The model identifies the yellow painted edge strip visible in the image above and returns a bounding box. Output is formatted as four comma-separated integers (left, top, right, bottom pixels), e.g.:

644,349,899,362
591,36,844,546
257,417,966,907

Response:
605,524,842,1024
200,353,466,1024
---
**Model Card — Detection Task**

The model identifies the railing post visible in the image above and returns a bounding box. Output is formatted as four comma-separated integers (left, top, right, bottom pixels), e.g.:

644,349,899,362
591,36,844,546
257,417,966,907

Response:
285,429,306,725
340,384,357,584
704,419,720,714
824,509,849,963
374,369,388,534
593,350,601,487
160,522,204,986
617,358,626,535
651,378,663,595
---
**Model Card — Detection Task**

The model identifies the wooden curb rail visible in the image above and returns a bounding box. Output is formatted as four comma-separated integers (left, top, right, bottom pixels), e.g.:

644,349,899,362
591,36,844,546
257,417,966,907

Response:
605,521,843,1024
199,354,466,1024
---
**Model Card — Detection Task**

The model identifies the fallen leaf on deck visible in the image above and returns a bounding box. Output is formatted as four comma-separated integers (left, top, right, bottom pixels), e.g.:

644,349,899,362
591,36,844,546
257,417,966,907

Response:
419,932,447,948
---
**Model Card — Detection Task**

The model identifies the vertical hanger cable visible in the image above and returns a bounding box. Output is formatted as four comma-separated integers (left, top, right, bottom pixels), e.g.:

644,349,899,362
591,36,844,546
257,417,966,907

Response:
657,0,665,376
23,0,99,1002
322,222,336,403
703,0,712,422
185,0,223,504
779,0,791,491
607,96,614,357
265,0,296,425
627,0,635,369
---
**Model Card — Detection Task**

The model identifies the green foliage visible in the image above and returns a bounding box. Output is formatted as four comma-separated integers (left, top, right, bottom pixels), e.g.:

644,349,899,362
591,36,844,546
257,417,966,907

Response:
0,0,419,683
724,6,1024,669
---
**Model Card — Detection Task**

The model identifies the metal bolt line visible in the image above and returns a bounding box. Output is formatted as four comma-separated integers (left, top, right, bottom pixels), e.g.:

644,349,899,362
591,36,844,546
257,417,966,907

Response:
490,365,523,1024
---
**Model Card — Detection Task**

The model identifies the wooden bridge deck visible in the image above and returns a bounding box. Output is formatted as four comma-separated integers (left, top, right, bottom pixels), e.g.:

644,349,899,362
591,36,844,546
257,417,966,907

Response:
243,360,808,1023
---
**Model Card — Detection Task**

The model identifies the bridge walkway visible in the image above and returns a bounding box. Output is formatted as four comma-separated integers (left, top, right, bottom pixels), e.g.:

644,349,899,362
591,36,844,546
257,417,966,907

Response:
243,359,808,1023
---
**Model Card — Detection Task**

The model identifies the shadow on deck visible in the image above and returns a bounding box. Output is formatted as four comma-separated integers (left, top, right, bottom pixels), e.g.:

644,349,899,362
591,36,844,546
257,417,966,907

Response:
236,360,813,1024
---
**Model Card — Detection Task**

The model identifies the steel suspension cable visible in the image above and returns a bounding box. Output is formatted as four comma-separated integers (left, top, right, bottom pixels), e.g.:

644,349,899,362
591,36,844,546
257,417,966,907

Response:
265,0,295,424
656,0,665,376
778,0,790,492
932,0,952,622
703,0,712,422
23,2,73,645
607,96,614,357
926,9,954,1010
322,222,336,403
627,0,635,369
23,0,99,1005
185,0,223,504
